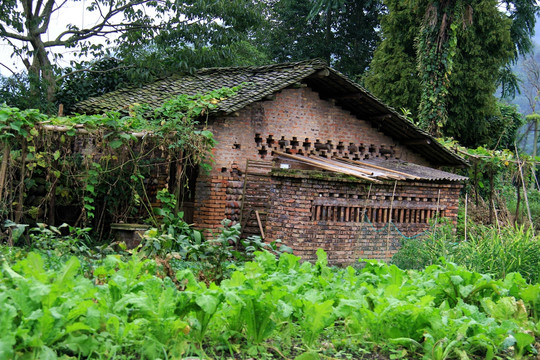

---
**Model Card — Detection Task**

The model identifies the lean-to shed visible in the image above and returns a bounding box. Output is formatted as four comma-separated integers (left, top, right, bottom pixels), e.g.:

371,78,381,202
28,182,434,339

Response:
74,59,468,263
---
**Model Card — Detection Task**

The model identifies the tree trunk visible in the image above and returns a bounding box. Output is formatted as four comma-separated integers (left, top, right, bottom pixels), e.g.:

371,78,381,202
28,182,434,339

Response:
26,28,56,104
324,10,332,64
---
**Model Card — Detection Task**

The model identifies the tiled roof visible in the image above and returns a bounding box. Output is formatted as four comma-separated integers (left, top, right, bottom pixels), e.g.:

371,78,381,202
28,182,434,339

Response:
72,59,328,115
364,159,468,182
72,59,467,167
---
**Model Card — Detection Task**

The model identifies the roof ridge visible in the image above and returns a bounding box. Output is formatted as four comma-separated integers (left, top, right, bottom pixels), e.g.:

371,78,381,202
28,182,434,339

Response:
196,58,328,75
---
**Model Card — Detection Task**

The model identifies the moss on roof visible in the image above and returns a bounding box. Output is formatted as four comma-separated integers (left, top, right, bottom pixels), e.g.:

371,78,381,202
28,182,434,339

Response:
72,59,328,115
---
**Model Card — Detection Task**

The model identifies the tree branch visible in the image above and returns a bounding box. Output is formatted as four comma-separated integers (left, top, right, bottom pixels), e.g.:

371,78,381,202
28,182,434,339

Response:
50,0,155,45
34,0,44,19
56,64,134,82
0,62,17,76
0,28,32,42
35,0,56,35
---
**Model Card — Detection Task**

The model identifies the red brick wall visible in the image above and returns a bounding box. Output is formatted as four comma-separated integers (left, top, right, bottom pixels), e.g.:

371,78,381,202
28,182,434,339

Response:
205,86,430,176
264,174,462,264
191,86,464,263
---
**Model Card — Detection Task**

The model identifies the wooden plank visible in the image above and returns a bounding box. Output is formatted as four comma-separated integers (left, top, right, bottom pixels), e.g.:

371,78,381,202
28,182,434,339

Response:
274,150,380,183
330,157,406,180
338,157,419,179
255,210,265,239
315,156,375,175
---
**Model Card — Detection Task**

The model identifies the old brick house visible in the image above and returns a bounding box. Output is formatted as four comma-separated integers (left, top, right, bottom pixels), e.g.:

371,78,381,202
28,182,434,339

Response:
74,59,467,263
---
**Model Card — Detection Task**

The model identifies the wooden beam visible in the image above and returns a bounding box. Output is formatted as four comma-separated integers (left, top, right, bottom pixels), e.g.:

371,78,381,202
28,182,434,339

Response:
273,150,381,183
369,114,393,122
334,94,364,101
314,69,330,77
403,139,431,146
338,157,419,180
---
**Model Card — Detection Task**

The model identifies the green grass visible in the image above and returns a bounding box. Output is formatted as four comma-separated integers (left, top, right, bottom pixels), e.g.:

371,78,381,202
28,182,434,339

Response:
392,223,540,284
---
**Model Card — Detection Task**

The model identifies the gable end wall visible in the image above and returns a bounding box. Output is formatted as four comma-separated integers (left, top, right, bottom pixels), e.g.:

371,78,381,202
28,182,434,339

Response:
192,87,463,263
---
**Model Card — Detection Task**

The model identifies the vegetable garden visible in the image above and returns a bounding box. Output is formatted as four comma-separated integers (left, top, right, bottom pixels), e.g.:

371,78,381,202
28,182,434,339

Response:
2,243,540,359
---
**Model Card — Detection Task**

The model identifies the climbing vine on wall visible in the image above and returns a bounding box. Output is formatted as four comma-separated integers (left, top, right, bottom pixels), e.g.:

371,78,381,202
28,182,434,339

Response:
0,86,240,241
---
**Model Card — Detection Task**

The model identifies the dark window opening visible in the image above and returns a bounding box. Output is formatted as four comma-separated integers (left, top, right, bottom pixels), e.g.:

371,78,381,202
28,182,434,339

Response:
169,161,199,223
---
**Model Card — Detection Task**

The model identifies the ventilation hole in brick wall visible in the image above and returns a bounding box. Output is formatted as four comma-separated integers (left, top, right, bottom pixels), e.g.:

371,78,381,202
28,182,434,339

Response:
253,135,398,161
278,136,288,149
233,143,241,149
221,167,228,173
311,204,446,224
258,147,268,158
358,143,366,153
255,134,263,146
303,138,311,150
379,145,394,159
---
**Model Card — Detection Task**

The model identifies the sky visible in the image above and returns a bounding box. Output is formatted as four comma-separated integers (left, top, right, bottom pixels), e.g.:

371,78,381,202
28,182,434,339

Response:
0,0,115,76
2,2,540,77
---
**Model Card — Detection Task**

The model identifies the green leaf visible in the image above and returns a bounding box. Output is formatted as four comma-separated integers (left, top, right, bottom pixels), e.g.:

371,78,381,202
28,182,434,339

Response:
109,139,124,149
196,293,221,314
514,332,534,349
294,351,320,360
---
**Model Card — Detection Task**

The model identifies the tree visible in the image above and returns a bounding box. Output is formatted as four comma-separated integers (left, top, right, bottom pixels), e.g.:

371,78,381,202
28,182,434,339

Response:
365,0,538,146
518,53,540,159
259,0,383,78
0,0,264,106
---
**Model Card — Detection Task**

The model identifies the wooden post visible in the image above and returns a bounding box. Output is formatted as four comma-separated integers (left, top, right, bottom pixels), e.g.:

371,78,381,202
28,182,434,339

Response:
386,181,397,260
515,181,521,224
493,199,501,237
0,141,10,203
174,150,184,214
255,210,265,239
474,161,479,206
515,144,534,233
464,192,468,241
361,184,372,224
239,159,250,226
489,167,494,224
14,141,27,223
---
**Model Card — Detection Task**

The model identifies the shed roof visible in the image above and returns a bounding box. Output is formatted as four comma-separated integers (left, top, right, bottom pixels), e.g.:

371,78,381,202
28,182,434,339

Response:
275,151,467,183
73,59,467,167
